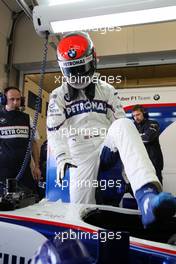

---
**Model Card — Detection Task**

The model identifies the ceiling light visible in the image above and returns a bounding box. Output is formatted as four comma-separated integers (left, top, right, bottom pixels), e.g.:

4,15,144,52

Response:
37,0,84,6
33,0,176,36
50,6,176,33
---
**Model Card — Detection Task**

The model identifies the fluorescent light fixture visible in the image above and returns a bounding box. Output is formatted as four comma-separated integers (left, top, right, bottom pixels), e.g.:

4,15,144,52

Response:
51,6,176,33
126,112,162,118
125,113,132,118
37,0,84,6
33,0,176,36
149,113,161,117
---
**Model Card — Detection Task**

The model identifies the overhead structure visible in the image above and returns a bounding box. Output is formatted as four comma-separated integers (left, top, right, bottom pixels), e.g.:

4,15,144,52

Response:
33,0,176,36
16,0,33,19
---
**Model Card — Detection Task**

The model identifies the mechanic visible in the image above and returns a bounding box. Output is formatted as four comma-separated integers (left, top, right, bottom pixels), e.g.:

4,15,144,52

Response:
132,104,164,184
0,87,41,193
47,32,176,228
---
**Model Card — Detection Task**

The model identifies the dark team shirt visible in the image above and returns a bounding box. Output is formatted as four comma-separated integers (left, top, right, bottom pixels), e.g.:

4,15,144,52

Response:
0,109,30,169
134,119,164,171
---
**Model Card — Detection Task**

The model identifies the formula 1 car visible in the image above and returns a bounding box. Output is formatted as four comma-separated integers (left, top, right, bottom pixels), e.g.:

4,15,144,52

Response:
0,200,175,264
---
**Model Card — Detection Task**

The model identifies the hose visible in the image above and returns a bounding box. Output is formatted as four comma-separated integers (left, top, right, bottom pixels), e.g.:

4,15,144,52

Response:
16,31,49,181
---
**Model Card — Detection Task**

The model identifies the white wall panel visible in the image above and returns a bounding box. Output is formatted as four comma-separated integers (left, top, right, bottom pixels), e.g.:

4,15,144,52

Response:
0,32,8,63
0,1,12,37
13,16,56,64
0,64,7,89
0,1,12,89
13,18,176,64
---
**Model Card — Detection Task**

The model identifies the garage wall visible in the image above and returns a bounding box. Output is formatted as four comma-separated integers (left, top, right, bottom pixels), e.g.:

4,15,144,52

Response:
0,1,12,90
90,21,176,56
24,76,49,148
13,17,176,64
13,15,56,64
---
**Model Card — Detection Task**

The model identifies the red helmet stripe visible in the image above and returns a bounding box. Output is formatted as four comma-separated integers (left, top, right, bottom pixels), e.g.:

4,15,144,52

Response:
57,35,89,60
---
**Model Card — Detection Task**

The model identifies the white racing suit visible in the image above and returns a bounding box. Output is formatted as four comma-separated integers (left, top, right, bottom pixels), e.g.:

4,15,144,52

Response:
47,80,159,204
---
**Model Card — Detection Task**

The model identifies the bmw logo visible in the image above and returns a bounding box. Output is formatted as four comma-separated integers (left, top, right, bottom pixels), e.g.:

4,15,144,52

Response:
0,118,7,124
68,49,77,58
64,93,71,102
153,94,160,100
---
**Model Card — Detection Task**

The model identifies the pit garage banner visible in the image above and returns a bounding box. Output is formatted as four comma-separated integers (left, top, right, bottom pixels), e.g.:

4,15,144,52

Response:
118,86,176,195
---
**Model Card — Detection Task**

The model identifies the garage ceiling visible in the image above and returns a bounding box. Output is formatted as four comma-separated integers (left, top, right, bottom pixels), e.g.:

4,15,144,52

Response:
4,1,176,92
2,0,33,12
